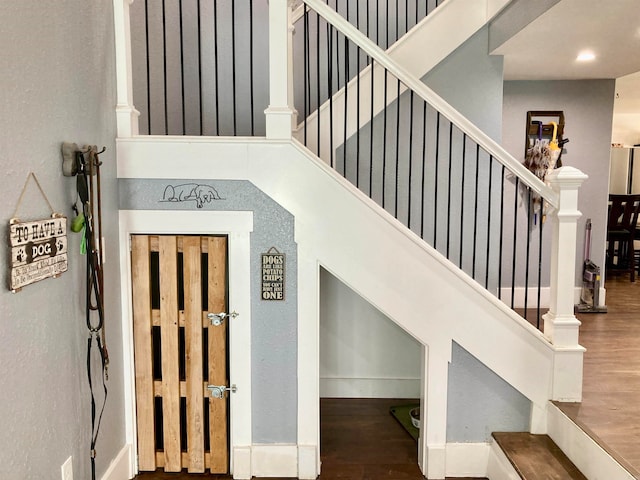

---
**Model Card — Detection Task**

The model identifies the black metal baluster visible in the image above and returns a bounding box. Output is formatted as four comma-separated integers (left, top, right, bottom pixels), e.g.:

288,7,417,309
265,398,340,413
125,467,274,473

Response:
249,0,255,136
394,77,401,217
328,23,334,168
420,101,427,239
433,112,440,248
162,0,168,134
498,165,505,300
459,133,467,267
395,0,399,44
446,122,453,259
343,32,349,177
317,11,321,159
145,0,151,134
304,8,309,146
197,0,202,135
231,1,237,135
405,0,409,35
369,59,374,196
536,215,544,329
485,155,493,289
511,178,519,309
213,0,220,135
385,0,390,48
356,45,361,188
179,0,185,134
524,189,532,321
472,144,480,279
408,91,414,228
382,69,388,208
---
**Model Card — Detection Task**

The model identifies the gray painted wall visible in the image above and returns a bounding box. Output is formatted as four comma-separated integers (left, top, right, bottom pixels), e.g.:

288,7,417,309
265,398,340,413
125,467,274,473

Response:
119,179,298,443
503,80,616,286
0,1,124,479
447,342,531,442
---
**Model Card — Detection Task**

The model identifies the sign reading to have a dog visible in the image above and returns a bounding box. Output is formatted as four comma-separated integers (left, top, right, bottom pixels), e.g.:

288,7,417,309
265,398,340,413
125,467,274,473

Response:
9,217,68,291
261,248,285,301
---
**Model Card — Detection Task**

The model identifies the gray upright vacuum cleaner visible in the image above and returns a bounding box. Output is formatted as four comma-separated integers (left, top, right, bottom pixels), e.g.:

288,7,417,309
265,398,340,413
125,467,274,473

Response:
576,218,608,313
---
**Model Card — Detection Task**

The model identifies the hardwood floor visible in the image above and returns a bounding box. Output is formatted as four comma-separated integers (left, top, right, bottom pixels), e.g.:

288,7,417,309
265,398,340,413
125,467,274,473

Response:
134,277,638,479
555,275,640,478
134,398,484,479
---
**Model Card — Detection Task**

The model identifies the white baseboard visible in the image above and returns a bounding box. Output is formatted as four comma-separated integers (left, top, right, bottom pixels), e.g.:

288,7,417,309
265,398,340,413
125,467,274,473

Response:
100,444,133,480
547,403,635,480
445,443,490,477
319,377,420,398
250,444,299,478
426,444,446,479
298,445,319,480
486,439,520,480
232,446,252,479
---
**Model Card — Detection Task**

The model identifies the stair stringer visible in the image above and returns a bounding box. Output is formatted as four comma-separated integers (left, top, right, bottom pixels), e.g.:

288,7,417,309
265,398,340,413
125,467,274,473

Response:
294,0,513,163
252,140,556,405
117,136,568,471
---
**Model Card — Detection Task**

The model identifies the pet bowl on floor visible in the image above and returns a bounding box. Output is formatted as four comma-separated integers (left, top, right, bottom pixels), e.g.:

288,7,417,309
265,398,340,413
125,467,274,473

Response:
410,407,420,429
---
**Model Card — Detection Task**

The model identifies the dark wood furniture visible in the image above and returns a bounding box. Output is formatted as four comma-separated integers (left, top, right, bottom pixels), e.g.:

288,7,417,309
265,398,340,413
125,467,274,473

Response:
606,194,640,282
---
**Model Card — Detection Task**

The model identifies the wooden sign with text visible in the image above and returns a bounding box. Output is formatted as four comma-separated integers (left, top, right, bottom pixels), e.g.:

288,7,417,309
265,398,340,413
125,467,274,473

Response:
261,248,285,300
9,217,68,291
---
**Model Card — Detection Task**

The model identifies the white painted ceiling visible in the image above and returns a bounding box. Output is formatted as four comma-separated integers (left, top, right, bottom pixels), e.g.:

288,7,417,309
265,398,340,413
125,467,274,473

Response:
493,0,640,140
494,0,640,81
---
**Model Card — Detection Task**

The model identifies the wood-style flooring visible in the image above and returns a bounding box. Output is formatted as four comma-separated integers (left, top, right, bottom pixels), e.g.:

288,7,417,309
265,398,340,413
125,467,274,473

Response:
555,275,640,478
134,277,639,480
134,398,483,479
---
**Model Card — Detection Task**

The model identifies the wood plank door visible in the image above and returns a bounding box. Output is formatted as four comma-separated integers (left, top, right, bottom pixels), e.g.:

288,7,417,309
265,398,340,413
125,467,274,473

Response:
131,235,229,474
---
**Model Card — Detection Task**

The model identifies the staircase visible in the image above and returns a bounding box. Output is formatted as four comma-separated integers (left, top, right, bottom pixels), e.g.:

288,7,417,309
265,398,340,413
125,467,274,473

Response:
488,402,637,480
111,0,604,478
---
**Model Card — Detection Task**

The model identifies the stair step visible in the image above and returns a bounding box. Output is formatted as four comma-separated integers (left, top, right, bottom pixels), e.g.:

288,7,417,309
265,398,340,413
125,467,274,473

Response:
492,432,587,480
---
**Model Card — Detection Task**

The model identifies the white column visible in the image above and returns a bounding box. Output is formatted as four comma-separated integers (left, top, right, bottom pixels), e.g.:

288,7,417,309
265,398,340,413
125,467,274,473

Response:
297,247,320,479
113,0,140,137
543,166,588,401
543,166,588,347
419,344,448,479
265,0,297,139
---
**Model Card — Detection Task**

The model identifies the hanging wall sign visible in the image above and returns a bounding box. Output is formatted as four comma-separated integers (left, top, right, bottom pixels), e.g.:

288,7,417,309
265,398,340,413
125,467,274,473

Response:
9,216,68,291
261,247,285,301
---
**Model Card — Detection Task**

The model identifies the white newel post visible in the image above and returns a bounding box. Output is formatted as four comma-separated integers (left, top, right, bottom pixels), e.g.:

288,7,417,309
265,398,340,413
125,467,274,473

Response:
113,0,140,137
543,166,588,401
266,0,298,139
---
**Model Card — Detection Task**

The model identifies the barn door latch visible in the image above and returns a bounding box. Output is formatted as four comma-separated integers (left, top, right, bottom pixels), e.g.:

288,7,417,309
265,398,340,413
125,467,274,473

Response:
207,384,237,399
207,311,238,326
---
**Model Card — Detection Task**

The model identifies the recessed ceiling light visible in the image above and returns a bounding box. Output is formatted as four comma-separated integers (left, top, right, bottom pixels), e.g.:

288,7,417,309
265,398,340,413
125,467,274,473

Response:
576,51,596,62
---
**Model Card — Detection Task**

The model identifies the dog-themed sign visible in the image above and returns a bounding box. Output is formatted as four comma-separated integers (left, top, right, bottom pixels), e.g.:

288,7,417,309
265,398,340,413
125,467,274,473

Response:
261,248,285,301
9,216,68,291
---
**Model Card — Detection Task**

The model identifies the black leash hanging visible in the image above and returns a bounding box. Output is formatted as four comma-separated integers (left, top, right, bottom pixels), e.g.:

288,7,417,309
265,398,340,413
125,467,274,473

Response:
76,150,108,480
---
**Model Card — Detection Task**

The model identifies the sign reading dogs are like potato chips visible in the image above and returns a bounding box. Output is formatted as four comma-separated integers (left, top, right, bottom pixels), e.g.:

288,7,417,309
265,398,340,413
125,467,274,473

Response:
261,249,285,301
9,217,68,291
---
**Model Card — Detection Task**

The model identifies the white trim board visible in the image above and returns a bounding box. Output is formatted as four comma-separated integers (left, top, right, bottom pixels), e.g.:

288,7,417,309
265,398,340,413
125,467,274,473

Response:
445,443,491,478
118,210,254,477
547,402,636,480
99,444,133,480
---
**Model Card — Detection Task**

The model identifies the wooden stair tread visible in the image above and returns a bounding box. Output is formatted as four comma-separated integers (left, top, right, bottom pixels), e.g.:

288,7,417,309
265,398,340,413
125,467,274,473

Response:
493,432,587,480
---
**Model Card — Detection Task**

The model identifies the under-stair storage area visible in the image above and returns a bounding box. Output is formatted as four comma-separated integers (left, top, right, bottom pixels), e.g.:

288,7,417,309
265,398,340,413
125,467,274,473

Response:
112,0,626,478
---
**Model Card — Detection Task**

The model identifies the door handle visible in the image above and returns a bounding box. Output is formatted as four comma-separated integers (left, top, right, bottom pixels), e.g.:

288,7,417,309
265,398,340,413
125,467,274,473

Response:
207,311,238,326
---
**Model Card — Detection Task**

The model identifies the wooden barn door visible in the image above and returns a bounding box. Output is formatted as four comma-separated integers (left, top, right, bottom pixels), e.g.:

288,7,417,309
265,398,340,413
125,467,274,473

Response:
131,235,229,473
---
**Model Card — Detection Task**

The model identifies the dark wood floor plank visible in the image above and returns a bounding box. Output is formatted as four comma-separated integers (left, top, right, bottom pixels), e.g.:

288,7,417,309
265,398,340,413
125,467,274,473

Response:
493,432,587,479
